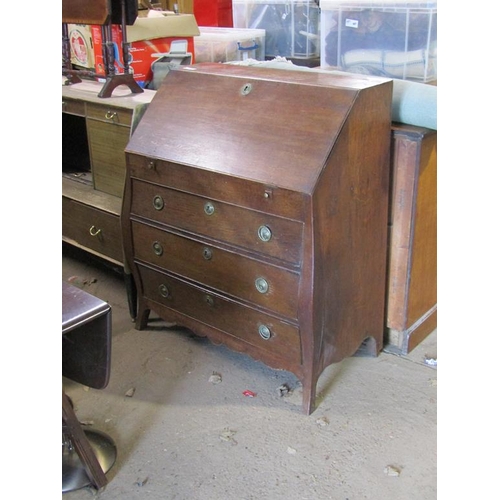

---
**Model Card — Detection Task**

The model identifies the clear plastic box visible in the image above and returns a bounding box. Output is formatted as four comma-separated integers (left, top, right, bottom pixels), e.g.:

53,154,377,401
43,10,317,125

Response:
232,0,320,59
194,27,266,62
320,0,437,82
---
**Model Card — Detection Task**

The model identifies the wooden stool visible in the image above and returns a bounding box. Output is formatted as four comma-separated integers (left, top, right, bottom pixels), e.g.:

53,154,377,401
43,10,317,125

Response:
62,281,116,493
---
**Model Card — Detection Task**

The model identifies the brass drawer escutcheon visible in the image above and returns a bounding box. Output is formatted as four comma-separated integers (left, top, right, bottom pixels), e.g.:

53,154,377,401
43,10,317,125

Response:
204,202,215,215
202,247,213,260
205,295,215,307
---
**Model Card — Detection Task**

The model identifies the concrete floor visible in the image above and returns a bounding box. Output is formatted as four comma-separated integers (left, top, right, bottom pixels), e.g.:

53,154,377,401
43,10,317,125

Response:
62,245,437,499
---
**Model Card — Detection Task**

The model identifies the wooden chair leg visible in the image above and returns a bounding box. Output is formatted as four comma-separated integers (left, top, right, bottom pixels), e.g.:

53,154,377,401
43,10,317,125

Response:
62,390,108,491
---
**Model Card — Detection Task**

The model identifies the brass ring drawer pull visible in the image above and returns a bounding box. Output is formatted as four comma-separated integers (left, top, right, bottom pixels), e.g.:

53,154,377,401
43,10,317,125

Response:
153,241,163,256
258,324,272,340
255,277,269,294
258,225,272,242
105,110,117,120
89,225,102,237
153,195,164,210
159,284,170,298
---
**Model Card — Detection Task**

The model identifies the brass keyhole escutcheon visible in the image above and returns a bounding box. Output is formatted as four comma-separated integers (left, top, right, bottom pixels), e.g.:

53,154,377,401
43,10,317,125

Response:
255,277,269,294
258,225,272,242
202,247,213,260
159,284,170,298
153,195,164,210
241,83,253,96
148,160,156,170
153,241,163,256
204,202,215,215
258,324,272,340
205,295,215,307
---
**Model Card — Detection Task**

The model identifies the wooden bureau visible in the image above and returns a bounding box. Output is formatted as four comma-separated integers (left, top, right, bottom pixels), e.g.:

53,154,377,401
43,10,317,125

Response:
122,63,393,414
62,80,155,316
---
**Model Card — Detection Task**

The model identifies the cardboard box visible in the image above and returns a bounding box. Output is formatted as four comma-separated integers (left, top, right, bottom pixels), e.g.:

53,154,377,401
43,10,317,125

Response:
68,24,95,69
91,14,200,87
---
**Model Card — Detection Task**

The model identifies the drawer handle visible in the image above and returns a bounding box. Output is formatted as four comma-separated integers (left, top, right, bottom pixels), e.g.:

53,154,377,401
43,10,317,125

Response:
257,225,272,242
255,277,269,294
105,110,117,120
153,195,164,210
258,324,272,340
204,202,215,216
89,225,102,237
159,284,170,298
205,295,215,307
202,247,212,260
153,241,163,256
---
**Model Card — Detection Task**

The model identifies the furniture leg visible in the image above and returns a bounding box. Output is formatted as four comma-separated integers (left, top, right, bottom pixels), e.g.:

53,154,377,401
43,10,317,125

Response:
62,390,108,491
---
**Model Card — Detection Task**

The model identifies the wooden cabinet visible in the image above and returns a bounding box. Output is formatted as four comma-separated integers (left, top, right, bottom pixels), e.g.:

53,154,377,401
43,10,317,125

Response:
122,64,393,414
385,124,437,354
62,80,155,315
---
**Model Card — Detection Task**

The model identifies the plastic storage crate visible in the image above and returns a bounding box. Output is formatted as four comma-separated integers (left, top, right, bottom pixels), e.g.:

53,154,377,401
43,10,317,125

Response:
320,0,437,82
195,27,266,62
232,0,320,59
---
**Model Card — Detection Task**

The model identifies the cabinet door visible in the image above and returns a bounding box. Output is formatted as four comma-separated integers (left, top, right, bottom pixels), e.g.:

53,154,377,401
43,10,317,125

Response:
87,119,130,197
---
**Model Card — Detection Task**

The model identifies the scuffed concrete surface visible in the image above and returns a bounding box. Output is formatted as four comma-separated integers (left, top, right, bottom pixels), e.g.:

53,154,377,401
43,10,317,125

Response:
62,245,436,500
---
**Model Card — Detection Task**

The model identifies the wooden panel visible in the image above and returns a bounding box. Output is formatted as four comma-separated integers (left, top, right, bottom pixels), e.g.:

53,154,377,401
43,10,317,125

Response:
62,0,112,24
385,125,437,352
126,65,361,194
87,119,130,197
62,197,123,263
62,98,85,116
406,135,437,326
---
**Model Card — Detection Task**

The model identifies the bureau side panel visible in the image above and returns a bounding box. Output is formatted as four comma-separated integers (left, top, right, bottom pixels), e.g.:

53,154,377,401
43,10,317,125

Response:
311,82,392,371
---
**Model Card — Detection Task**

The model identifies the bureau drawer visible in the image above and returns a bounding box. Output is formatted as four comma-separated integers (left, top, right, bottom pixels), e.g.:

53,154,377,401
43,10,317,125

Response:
62,98,85,116
130,180,304,265
132,221,300,319
62,197,123,263
138,263,302,364
86,103,133,127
